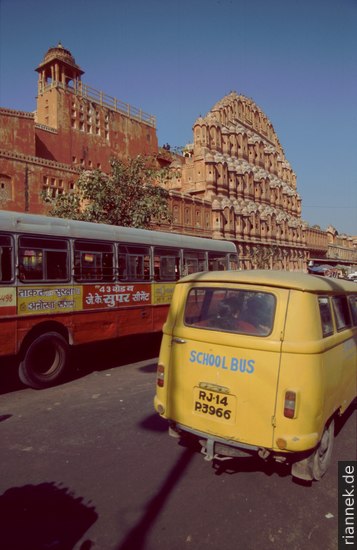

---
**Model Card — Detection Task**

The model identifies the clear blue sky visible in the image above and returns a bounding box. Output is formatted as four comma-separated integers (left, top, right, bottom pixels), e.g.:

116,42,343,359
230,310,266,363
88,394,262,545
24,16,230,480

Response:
1,0,356,235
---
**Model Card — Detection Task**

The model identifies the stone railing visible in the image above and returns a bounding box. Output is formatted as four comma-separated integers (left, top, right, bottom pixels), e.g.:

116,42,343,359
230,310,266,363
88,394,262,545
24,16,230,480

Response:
41,82,156,128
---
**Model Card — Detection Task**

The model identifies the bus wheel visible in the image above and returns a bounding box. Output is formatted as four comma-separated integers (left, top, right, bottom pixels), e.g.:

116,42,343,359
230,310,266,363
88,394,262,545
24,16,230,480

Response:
310,419,334,481
19,332,69,389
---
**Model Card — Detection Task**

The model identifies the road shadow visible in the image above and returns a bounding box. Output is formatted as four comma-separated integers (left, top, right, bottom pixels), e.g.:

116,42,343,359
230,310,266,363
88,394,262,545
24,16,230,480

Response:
0,482,97,550
212,454,290,478
116,448,194,550
168,432,291,479
0,332,162,395
140,413,169,433
0,356,23,394
69,332,162,381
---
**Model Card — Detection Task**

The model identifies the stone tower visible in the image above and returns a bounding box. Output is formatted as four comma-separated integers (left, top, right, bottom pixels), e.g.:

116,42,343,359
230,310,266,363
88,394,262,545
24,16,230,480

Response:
35,42,84,129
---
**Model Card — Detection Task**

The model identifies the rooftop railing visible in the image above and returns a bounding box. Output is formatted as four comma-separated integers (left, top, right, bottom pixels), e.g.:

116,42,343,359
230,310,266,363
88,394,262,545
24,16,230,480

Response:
42,81,156,128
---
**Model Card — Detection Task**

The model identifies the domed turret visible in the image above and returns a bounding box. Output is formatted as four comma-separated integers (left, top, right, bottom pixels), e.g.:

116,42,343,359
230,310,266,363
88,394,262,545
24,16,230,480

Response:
36,42,84,93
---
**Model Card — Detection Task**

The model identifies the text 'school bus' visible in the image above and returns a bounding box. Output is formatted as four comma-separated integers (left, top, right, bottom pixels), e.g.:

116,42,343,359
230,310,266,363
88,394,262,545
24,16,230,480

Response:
154,271,357,481
0,211,238,389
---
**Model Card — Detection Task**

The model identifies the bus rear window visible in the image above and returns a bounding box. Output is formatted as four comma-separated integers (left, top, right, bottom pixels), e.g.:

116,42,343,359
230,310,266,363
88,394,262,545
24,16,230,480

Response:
184,287,275,336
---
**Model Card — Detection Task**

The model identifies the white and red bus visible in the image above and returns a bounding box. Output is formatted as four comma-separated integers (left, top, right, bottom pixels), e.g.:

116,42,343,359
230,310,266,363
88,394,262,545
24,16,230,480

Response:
0,211,238,388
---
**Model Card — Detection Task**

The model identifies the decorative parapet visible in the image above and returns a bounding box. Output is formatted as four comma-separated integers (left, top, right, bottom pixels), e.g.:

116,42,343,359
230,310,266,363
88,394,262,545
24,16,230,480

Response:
304,226,328,251
0,149,79,173
0,107,35,119
40,81,156,128
35,123,58,134
327,244,357,263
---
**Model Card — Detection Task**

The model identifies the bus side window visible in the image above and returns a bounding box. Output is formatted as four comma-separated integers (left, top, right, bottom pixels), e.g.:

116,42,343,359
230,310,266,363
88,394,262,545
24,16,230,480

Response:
229,253,239,270
318,297,334,337
208,252,228,271
19,248,43,281
183,250,207,276
46,250,68,280
18,236,69,282
332,295,351,331
0,235,14,283
347,295,357,326
118,245,150,281
74,241,114,282
153,248,180,281
118,252,127,280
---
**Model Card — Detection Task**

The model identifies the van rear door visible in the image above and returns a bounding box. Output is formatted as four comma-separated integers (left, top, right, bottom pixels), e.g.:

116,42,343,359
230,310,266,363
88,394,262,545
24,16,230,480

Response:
166,283,288,450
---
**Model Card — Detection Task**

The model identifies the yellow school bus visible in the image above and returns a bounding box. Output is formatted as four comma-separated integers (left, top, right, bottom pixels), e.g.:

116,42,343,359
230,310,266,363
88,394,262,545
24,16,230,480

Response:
154,270,357,481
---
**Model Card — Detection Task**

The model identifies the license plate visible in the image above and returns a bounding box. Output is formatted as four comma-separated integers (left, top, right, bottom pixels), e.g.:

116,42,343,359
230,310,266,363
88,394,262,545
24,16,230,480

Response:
193,387,236,423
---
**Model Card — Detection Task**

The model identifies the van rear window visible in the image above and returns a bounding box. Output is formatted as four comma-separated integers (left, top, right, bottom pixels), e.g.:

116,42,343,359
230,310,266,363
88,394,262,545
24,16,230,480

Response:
184,287,275,336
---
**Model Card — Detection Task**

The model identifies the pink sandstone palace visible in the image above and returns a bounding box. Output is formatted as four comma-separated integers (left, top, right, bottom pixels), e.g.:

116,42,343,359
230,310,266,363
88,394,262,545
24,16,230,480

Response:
0,43,356,272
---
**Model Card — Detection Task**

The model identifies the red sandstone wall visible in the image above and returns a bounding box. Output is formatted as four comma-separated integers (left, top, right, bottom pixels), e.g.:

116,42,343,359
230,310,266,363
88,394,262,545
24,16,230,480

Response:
35,88,158,170
0,152,79,214
0,109,36,156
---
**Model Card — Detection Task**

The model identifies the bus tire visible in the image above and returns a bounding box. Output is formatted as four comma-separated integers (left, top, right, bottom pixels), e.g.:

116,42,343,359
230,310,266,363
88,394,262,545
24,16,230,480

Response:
309,419,334,481
19,332,69,389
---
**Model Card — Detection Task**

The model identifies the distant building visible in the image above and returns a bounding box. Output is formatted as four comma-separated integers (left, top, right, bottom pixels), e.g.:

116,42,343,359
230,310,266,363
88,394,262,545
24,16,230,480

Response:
162,92,356,270
163,92,307,269
1,43,356,271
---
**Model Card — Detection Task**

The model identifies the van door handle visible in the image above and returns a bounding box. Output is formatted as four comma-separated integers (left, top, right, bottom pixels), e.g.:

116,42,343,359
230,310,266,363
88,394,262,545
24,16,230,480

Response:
172,337,187,344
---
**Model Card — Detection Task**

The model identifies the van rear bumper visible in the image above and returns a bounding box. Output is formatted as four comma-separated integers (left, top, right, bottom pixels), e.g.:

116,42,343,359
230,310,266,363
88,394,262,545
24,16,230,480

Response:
172,423,319,461
275,432,319,452
173,422,260,461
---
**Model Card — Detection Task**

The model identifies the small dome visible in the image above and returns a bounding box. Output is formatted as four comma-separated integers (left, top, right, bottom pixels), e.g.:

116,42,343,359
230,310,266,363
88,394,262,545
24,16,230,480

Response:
36,42,84,74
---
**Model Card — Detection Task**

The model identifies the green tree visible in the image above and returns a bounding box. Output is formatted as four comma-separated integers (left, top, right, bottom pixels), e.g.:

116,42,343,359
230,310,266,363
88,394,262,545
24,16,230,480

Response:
44,156,172,228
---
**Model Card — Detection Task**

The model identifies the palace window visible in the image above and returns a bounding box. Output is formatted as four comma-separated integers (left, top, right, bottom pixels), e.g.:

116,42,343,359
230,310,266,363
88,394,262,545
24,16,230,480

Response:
0,174,13,201
42,175,65,198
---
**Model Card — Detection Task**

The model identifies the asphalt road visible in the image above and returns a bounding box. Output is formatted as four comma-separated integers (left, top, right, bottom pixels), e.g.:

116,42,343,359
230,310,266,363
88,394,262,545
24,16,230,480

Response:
0,334,356,550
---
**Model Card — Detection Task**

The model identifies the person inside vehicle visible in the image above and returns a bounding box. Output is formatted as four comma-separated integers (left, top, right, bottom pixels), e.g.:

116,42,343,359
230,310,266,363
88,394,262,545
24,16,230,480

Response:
214,296,259,333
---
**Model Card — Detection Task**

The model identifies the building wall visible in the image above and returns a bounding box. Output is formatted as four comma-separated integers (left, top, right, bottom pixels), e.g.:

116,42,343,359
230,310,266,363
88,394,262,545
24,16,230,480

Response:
0,109,36,156
35,85,158,171
0,148,79,214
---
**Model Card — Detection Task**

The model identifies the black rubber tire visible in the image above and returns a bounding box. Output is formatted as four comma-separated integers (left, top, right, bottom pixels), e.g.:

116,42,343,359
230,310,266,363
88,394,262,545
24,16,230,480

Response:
19,332,69,389
310,419,335,480
291,419,335,481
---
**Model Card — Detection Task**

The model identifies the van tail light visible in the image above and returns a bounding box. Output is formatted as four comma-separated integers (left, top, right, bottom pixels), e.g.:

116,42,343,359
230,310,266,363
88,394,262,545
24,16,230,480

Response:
284,391,296,418
157,364,165,387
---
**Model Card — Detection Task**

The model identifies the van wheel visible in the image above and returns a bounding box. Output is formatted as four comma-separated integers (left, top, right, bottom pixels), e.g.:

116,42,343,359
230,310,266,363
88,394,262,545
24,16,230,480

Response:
291,419,334,481
19,332,69,389
310,419,334,480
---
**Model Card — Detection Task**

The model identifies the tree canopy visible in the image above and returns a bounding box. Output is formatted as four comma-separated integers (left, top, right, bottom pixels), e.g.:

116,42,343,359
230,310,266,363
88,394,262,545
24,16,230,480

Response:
44,156,172,228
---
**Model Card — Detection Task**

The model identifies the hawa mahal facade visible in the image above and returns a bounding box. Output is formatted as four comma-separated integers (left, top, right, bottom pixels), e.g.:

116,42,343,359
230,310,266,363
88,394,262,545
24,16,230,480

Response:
0,43,356,271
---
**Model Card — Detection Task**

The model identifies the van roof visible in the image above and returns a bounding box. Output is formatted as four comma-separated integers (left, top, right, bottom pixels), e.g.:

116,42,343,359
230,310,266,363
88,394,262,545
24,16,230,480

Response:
179,270,357,294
